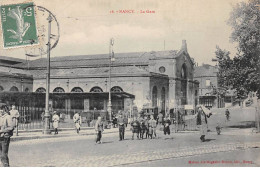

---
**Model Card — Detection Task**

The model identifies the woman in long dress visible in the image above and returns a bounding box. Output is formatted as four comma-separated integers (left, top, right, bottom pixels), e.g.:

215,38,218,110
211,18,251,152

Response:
73,112,82,134
52,111,59,134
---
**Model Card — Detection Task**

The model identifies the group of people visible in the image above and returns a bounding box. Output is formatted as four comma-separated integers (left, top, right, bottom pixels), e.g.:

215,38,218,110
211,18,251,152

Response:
130,114,172,140
51,111,82,135
0,103,20,167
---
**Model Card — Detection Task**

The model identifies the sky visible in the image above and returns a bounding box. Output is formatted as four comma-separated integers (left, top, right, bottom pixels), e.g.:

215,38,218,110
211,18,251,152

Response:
0,0,243,65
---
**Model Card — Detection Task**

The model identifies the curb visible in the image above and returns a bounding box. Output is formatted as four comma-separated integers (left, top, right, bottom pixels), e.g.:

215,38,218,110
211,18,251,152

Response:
17,127,95,133
10,129,119,142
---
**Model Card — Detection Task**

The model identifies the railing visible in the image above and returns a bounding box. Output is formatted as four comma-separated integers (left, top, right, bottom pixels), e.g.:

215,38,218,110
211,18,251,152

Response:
15,107,110,130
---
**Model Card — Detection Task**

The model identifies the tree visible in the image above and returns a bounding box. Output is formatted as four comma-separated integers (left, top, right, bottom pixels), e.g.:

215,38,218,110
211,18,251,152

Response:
216,0,260,99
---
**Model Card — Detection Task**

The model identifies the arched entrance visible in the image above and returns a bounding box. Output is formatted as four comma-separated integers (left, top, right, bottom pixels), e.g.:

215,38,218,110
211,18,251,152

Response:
53,87,65,93
52,87,65,111
152,86,158,107
71,87,84,111
36,87,46,93
90,86,103,93
71,87,83,93
111,86,124,114
10,86,19,92
111,86,123,93
181,64,187,105
90,86,104,110
161,87,166,113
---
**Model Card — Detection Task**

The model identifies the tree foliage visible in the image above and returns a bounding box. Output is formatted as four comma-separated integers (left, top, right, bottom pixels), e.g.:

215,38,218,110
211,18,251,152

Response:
216,0,260,99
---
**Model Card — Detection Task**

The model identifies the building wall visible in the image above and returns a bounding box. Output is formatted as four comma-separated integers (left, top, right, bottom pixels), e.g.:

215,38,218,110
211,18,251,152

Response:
194,64,225,108
175,53,196,107
0,74,33,92
194,65,218,96
33,76,152,111
149,76,169,112
148,52,197,109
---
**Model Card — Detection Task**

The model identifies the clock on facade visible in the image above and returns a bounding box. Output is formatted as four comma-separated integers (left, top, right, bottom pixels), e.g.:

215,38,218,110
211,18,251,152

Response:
159,66,166,73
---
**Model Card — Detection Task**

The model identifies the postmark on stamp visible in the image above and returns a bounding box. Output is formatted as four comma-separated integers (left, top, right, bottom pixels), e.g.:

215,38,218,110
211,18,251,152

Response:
0,2,39,49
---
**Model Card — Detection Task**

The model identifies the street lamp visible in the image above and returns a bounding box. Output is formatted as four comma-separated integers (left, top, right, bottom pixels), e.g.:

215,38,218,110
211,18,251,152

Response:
43,14,53,134
108,38,114,123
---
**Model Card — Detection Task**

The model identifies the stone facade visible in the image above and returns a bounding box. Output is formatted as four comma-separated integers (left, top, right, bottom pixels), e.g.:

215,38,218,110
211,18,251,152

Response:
1,40,199,114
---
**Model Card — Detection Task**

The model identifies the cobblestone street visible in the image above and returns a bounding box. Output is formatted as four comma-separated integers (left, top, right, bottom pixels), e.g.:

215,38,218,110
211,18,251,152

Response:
8,127,260,167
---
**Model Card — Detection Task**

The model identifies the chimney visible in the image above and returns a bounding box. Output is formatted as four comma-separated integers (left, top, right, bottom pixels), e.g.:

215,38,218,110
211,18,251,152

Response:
181,40,188,52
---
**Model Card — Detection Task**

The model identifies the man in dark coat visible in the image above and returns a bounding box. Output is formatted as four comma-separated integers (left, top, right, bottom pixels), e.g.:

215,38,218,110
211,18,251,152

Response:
131,118,140,140
0,103,14,167
196,106,212,142
163,116,171,136
117,114,125,141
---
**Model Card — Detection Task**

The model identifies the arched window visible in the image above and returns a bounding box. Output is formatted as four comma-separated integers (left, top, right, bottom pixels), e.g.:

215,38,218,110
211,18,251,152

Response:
25,88,29,92
71,87,83,93
111,86,123,93
36,87,46,93
0,86,4,92
90,86,103,93
152,86,158,107
181,64,187,79
53,87,65,93
10,86,19,92
181,64,187,105
161,87,166,112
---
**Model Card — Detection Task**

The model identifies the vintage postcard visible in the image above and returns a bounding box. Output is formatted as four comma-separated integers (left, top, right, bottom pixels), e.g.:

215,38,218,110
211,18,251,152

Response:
0,0,259,167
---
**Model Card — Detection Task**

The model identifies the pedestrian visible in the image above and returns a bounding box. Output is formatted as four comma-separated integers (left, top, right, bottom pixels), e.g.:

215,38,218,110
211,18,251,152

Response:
117,114,125,141
196,105,212,142
123,115,128,128
148,115,157,139
112,114,117,128
163,116,171,136
130,117,140,140
144,116,149,139
158,112,164,127
95,116,104,144
9,105,19,136
225,109,230,121
52,111,59,135
216,123,222,135
73,112,82,134
0,103,14,167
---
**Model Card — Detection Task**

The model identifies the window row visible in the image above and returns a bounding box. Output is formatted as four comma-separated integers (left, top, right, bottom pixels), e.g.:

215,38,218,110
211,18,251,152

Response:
36,86,124,93
0,86,29,92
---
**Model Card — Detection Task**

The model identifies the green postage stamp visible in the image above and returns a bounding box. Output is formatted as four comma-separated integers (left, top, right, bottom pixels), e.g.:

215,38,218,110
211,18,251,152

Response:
0,2,38,48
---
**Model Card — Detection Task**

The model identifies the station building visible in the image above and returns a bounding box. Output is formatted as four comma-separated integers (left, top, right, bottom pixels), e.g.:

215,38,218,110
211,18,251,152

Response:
0,40,199,118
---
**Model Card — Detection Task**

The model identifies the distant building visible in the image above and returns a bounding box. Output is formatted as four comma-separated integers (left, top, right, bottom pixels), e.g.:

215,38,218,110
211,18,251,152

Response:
194,64,225,108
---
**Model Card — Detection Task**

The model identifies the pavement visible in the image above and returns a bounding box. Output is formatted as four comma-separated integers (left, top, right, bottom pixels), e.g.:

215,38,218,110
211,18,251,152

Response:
7,126,260,167
5,106,260,167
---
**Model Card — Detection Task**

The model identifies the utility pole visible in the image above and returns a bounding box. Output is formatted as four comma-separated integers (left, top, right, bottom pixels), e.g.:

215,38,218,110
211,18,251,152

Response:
43,13,52,134
108,38,114,123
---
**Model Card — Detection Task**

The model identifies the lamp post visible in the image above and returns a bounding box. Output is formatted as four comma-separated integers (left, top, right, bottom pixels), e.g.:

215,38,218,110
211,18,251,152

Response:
43,14,52,134
108,38,114,123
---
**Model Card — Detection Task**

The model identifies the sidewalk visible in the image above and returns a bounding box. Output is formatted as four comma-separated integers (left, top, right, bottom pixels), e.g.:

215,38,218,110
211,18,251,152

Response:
10,125,259,142
11,127,119,142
